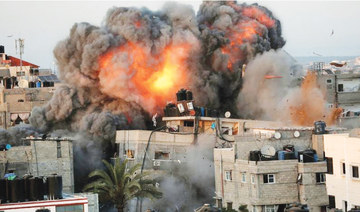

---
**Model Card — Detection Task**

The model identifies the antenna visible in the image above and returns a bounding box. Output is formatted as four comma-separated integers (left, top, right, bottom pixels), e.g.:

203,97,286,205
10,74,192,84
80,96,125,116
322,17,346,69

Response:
15,38,25,70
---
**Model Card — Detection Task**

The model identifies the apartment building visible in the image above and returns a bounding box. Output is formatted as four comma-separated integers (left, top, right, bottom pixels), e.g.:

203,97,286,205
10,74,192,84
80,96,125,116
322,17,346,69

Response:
213,126,335,212
323,129,360,211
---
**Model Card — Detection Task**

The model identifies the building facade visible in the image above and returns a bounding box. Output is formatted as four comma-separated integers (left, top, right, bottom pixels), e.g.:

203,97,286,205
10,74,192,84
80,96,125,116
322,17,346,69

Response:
0,138,74,193
323,130,360,211
213,127,330,212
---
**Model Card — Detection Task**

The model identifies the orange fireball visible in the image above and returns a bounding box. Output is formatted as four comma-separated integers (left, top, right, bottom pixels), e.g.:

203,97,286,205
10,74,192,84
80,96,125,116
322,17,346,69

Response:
98,42,192,113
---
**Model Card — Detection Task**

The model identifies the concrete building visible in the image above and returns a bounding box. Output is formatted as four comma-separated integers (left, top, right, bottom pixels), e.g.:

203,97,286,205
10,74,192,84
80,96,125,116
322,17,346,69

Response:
0,137,74,193
315,63,360,128
323,129,360,211
0,45,60,129
213,126,334,212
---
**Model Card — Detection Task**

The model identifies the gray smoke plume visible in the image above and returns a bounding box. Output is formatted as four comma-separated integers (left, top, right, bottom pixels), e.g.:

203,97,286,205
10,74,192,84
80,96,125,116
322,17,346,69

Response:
0,0,287,196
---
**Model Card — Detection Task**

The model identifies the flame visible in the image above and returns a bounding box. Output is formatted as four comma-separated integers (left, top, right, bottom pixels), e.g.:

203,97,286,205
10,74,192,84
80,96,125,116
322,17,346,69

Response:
221,20,263,71
98,42,192,112
242,6,275,28
288,72,341,126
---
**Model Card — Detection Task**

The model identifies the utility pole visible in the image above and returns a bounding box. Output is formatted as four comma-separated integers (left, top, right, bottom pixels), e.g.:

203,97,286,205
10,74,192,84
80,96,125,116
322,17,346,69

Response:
15,38,25,71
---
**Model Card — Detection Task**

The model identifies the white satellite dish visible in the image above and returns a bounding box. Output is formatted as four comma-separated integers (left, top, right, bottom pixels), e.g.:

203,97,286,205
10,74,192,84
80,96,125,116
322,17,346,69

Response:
225,111,231,118
293,131,300,138
18,79,29,88
261,145,276,158
274,132,282,139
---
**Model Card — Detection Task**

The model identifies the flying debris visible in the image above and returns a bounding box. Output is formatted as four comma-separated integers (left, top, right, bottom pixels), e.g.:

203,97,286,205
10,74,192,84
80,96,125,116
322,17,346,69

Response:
7,35,13,38
264,75,283,79
330,29,334,36
313,52,323,57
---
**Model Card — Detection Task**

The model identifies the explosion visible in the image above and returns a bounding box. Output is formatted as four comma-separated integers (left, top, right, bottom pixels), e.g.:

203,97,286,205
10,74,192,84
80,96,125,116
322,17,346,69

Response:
98,42,193,112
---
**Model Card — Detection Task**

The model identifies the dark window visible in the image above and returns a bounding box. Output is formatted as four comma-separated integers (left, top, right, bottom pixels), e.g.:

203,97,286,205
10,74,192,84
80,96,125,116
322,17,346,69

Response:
328,195,335,208
342,162,346,175
17,99,24,102
155,151,170,160
57,141,61,158
327,157,333,174
327,79,332,83
338,84,344,92
263,174,275,184
352,166,359,178
344,201,348,212
183,121,194,127
316,173,326,183
227,202,233,210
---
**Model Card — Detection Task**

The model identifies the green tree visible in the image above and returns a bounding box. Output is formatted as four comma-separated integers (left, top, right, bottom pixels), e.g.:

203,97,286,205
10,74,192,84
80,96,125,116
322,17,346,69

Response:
83,159,162,212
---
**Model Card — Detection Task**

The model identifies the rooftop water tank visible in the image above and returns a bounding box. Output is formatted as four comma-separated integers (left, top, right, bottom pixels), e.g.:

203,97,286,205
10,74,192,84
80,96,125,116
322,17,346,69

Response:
0,179,6,203
9,179,26,202
186,90,193,101
176,89,187,101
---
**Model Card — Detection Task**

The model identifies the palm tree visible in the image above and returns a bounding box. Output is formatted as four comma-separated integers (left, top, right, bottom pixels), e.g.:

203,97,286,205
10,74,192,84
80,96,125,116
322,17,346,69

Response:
83,158,162,212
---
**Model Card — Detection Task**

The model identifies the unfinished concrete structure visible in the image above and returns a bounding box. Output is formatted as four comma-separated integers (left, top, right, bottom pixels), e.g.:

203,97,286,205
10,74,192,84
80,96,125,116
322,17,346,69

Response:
322,129,360,211
213,124,337,212
0,137,74,193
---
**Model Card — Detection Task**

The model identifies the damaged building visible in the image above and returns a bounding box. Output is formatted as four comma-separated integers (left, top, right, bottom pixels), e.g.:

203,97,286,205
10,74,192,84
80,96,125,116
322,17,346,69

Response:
315,61,360,128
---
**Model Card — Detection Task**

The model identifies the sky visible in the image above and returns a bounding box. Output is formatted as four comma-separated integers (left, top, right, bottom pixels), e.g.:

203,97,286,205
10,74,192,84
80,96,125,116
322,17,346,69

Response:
1,1,360,69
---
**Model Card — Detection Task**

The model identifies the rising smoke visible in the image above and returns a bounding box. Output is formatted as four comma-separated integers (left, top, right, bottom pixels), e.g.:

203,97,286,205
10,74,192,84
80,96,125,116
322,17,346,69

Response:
0,0,339,210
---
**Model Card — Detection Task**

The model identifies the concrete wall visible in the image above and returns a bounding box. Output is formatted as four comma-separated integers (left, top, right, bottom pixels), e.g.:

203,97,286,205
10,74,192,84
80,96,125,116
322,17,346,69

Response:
214,129,328,211
0,139,74,193
324,133,360,210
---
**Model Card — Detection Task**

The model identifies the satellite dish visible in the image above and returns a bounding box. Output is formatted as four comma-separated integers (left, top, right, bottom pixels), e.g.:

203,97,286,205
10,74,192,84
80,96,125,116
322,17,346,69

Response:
261,145,276,158
294,131,300,138
274,132,282,139
18,79,29,88
225,111,231,118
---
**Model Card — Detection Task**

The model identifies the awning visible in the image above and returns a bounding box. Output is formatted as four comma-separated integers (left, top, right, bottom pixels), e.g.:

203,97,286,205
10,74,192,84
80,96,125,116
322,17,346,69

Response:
38,74,60,83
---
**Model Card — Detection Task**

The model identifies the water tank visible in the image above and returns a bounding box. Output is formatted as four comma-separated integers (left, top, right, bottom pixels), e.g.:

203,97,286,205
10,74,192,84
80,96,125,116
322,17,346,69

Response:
36,81,41,88
176,89,186,101
0,179,6,203
47,175,62,200
9,179,26,202
29,177,45,201
298,150,315,163
249,151,261,161
277,150,285,160
186,90,193,101
314,121,326,134
284,152,295,160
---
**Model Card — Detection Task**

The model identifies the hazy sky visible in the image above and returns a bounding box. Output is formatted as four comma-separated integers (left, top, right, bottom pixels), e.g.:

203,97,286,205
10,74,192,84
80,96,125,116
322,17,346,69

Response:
1,1,360,69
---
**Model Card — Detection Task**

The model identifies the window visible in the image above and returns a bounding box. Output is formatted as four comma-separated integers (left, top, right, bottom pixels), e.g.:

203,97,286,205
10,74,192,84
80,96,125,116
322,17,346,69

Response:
227,202,233,210
56,141,61,158
154,151,170,160
343,200,348,212
328,195,336,208
241,173,246,183
341,162,346,175
56,204,84,212
316,173,326,183
263,174,275,184
352,165,359,178
183,121,194,127
265,205,275,212
327,157,333,174
338,84,344,92
225,171,232,181
327,79,332,83
251,174,255,184
125,149,135,159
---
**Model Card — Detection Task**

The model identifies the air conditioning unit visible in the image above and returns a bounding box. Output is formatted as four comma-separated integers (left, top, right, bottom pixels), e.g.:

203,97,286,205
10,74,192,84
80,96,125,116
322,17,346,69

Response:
153,160,161,167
